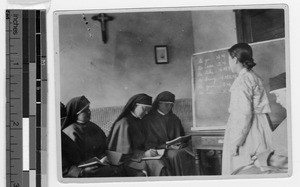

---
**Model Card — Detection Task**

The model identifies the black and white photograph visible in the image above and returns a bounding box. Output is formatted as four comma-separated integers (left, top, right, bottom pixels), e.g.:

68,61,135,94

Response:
54,5,290,182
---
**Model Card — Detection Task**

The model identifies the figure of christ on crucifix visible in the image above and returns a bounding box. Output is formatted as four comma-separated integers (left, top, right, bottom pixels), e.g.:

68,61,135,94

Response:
92,13,114,43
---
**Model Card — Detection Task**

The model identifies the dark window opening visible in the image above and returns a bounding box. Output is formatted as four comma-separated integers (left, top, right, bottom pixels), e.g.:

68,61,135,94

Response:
235,9,285,43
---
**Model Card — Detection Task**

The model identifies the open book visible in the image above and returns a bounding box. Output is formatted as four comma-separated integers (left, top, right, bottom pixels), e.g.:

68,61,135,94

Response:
142,149,165,160
77,156,109,168
166,135,191,146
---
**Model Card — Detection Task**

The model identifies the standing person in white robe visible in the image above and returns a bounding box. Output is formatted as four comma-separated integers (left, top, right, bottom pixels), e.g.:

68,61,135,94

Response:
232,72,288,175
222,43,272,175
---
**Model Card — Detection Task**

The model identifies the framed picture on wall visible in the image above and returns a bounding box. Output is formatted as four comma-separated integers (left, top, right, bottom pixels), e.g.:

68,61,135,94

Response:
155,45,168,64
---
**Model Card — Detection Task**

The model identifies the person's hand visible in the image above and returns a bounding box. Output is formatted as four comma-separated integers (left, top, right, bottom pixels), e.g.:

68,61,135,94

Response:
80,165,99,177
145,149,158,157
168,143,181,150
100,156,109,165
233,146,240,156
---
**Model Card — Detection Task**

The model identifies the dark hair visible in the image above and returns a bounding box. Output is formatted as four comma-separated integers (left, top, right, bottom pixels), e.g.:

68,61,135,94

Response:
228,43,256,70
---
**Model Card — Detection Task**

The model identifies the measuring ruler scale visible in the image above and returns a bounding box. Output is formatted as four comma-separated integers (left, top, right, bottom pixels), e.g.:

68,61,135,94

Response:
6,10,47,187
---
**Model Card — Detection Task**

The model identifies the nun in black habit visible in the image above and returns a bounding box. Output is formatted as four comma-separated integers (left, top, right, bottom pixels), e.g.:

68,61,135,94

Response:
143,91,196,175
61,96,123,177
107,93,172,176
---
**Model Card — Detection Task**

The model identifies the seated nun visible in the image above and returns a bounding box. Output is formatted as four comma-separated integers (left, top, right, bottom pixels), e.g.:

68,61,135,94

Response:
61,96,124,177
143,91,196,175
233,73,288,174
107,93,172,176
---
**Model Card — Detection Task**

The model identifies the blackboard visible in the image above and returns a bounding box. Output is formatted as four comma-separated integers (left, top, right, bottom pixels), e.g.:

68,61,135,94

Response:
191,38,286,130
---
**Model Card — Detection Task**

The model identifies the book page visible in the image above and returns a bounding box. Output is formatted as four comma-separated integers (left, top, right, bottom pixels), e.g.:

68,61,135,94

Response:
166,135,191,145
78,157,108,168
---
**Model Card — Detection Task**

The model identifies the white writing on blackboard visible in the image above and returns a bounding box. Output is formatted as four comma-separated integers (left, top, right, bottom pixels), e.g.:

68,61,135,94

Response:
193,51,236,95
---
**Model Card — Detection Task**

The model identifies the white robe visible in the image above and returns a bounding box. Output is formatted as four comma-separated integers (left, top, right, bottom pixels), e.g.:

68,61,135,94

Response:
233,119,288,175
222,68,272,175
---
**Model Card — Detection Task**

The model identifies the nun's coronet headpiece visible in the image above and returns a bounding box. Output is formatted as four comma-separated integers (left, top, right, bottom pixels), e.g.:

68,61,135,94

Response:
156,91,175,103
132,93,152,106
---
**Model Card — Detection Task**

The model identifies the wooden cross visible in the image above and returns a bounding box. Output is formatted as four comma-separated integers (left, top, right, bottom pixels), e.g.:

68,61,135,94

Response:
92,13,114,43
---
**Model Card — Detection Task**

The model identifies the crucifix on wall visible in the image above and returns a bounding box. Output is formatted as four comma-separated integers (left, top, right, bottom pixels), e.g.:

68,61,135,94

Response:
92,13,114,43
